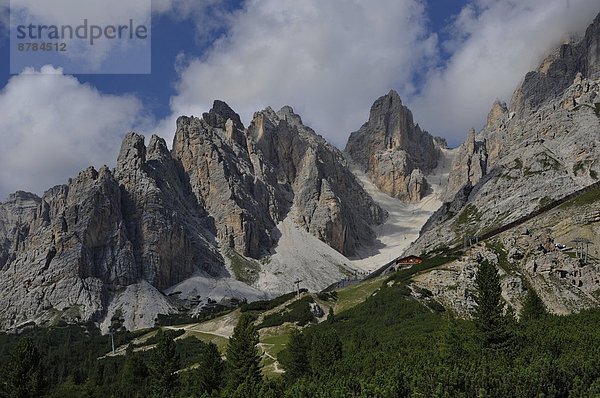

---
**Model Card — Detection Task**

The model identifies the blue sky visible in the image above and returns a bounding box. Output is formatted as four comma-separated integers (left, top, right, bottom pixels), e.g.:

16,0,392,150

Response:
0,0,598,198
0,0,468,122
78,0,468,122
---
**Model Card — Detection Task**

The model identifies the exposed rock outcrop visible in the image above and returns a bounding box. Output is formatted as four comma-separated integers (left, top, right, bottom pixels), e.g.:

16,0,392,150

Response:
512,12,600,117
172,102,385,258
248,106,387,255
412,12,600,256
345,90,443,202
414,190,600,317
408,13,600,317
0,135,228,331
0,101,385,331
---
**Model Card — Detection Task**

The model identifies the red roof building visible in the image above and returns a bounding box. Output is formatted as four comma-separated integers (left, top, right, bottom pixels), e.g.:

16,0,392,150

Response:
395,255,423,265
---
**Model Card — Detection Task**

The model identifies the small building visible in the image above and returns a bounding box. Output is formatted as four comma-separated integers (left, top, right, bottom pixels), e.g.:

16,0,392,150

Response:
395,255,423,266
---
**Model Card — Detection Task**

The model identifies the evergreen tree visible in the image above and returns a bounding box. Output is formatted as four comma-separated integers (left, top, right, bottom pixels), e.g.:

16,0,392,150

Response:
520,286,547,322
119,344,148,398
180,342,224,396
198,342,223,393
258,378,285,398
279,329,309,384
327,307,335,323
2,337,45,398
225,314,262,390
474,260,507,348
308,329,342,376
229,376,261,398
149,330,180,397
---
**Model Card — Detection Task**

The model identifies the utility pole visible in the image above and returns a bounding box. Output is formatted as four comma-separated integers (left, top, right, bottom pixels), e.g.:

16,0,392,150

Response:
294,279,302,299
571,238,591,264
109,329,115,354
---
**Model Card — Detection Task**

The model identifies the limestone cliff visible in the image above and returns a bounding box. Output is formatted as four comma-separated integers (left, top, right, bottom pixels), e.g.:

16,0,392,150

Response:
408,13,600,316
345,90,444,202
0,101,385,331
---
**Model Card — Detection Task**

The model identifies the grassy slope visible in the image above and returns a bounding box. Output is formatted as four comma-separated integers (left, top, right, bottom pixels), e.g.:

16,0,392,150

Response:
118,275,395,377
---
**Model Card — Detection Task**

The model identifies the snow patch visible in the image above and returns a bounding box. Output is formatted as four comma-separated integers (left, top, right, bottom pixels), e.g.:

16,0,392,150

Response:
347,148,456,271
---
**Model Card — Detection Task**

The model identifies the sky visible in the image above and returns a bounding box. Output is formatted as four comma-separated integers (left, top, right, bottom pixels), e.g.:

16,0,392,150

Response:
0,0,598,200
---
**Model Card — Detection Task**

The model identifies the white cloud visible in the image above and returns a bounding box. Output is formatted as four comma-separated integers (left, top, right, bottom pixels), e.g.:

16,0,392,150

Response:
8,0,152,72
0,66,148,200
1,0,598,199
3,0,232,73
164,0,436,148
164,0,599,149
409,0,599,145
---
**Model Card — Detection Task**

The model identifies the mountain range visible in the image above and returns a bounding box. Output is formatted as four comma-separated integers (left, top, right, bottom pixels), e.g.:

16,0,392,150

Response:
1,12,600,332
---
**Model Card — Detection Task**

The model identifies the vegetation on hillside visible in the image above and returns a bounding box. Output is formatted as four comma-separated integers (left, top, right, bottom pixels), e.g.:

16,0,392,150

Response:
2,259,600,397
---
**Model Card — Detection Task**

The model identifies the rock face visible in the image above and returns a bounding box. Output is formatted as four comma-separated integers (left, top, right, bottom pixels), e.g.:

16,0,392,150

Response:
172,102,385,258
413,12,600,256
246,106,387,255
513,12,600,117
0,140,225,331
345,90,443,202
413,190,600,317
408,12,600,316
0,102,385,331
114,133,225,289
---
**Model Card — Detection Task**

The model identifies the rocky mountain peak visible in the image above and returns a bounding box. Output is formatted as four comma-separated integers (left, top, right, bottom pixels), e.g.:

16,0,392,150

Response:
412,13,600,266
276,105,304,127
345,90,441,202
511,13,600,116
202,99,244,131
485,100,508,129
4,191,41,205
0,91,386,332
147,134,170,161
368,89,403,122
117,132,146,171
584,12,600,79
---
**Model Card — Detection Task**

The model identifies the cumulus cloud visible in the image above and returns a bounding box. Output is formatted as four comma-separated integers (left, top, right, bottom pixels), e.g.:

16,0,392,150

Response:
0,66,148,200
409,0,599,145
164,0,437,148
8,0,152,72
1,0,598,198
164,0,599,148
3,0,235,73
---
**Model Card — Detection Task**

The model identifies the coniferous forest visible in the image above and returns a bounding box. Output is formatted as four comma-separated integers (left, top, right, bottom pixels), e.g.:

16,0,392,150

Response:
1,260,600,397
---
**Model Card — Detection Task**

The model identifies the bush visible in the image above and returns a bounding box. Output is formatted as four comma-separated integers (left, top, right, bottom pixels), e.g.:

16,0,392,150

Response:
259,296,316,329
240,289,307,313
317,291,338,301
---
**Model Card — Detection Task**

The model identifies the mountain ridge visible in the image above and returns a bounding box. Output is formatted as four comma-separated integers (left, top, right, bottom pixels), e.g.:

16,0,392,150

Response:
0,100,388,331
2,11,600,332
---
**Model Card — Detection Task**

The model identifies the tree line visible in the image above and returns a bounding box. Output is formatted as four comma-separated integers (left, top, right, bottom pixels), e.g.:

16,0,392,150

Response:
2,258,600,397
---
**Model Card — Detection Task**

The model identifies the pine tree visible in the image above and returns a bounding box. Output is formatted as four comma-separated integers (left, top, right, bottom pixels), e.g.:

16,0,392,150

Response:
279,329,309,384
179,343,223,398
258,378,285,398
225,314,262,390
149,330,180,397
308,329,342,375
474,260,508,348
520,286,547,322
327,307,335,323
120,344,148,398
197,342,224,393
3,337,45,398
